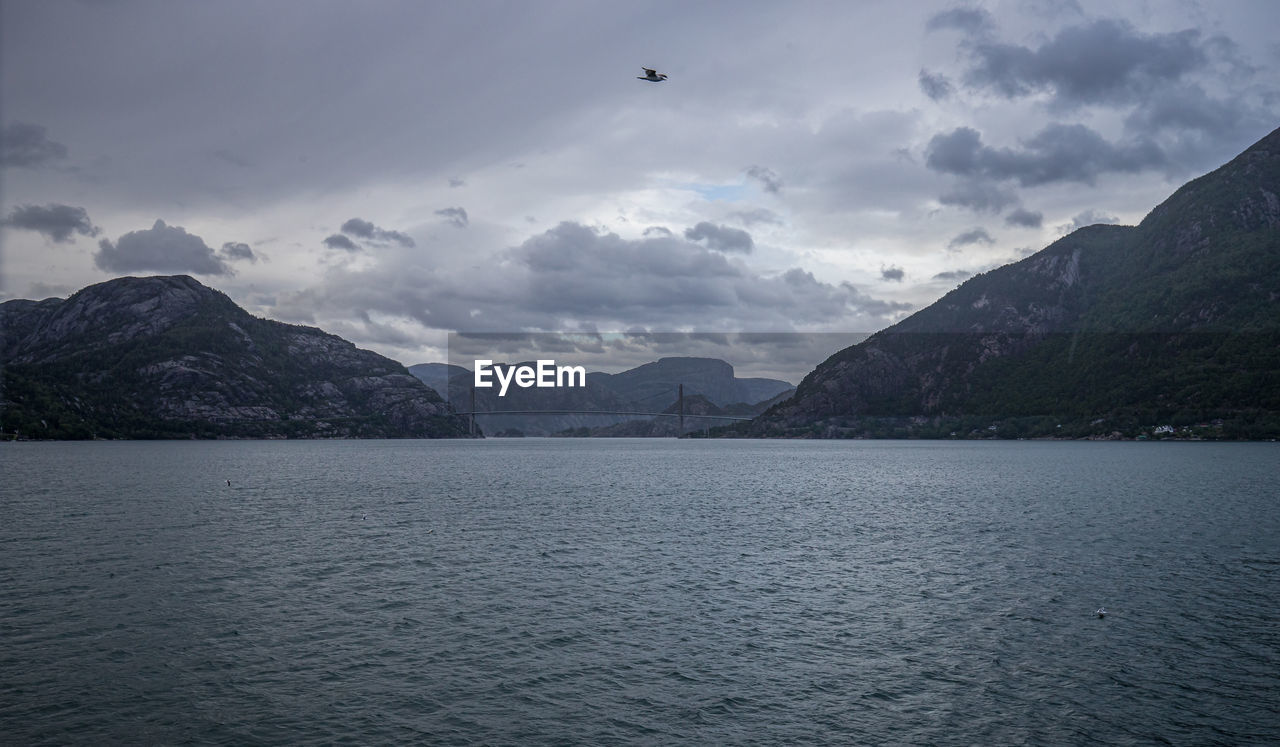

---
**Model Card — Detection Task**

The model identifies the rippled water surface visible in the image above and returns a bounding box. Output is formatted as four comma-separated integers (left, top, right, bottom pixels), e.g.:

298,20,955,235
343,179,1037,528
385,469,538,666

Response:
2,439,1278,744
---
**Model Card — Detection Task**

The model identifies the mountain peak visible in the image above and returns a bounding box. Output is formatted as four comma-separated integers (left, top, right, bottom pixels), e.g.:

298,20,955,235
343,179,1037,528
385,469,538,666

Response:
1,275,473,439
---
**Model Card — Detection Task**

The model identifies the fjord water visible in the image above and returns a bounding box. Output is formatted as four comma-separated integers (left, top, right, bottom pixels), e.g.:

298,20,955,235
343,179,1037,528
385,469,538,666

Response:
2,440,1277,745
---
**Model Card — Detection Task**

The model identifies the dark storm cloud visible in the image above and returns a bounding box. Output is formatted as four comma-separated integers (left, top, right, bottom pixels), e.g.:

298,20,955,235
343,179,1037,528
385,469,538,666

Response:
920,9,1279,175
925,7,994,35
280,222,911,335
1059,209,1119,233
933,269,973,281
0,122,68,167
684,222,754,254
1004,208,1043,228
938,179,1018,212
918,69,955,101
340,217,415,247
925,124,1165,187
745,165,783,194
3,203,99,242
323,234,359,251
219,241,256,263
881,266,905,282
435,207,469,229
959,19,1207,108
94,219,231,276
948,228,995,249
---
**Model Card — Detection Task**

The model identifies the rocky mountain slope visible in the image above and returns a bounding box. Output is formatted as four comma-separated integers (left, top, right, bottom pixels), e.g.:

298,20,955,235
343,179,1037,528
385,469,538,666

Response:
734,126,1280,439
0,275,473,439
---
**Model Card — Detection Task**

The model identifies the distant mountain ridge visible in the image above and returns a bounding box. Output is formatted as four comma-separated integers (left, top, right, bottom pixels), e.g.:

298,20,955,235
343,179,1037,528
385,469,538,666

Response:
730,125,1280,440
1,275,473,439
409,356,794,436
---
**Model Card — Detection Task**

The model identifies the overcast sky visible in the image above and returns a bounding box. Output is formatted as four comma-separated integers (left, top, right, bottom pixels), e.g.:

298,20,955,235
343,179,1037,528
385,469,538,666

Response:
3,0,1277,380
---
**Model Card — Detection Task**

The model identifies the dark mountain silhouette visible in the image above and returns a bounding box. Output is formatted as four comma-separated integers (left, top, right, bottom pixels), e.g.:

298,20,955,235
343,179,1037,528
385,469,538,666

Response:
0,275,474,439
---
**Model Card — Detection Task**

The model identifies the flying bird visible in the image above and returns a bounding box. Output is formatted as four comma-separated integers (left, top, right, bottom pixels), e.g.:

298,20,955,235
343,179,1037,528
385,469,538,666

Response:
638,67,668,82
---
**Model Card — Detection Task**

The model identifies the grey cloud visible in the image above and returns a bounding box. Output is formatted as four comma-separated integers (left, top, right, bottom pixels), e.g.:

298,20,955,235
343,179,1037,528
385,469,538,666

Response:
925,7,994,35
448,177,466,188
918,69,954,101
745,165,783,194
948,228,995,249
340,217,415,246
683,222,754,254
0,122,68,167
1004,208,1044,228
3,203,99,242
323,233,359,251
1122,82,1269,143
643,226,673,237
1059,209,1119,233
925,124,1165,187
220,241,257,262
881,266,905,282
926,13,1277,167
94,219,231,276
933,269,973,281
960,19,1207,109
340,218,380,238
280,222,911,336
213,149,252,168
435,207,469,228
938,179,1018,212
24,281,77,300
730,208,783,226
1019,0,1083,17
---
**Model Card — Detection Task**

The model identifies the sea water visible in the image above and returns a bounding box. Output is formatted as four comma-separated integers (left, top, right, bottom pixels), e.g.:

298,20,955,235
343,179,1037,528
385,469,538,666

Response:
2,439,1277,744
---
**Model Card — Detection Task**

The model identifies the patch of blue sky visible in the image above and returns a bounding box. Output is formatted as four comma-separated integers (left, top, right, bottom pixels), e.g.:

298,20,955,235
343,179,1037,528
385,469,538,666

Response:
683,183,748,202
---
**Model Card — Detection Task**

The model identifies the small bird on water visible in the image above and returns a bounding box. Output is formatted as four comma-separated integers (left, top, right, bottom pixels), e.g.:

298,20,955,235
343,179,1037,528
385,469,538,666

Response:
1096,607,1107,618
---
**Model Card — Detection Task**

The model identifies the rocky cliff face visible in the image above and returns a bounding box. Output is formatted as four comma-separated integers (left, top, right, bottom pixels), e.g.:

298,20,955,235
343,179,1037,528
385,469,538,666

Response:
0,275,473,439
739,126,1280,439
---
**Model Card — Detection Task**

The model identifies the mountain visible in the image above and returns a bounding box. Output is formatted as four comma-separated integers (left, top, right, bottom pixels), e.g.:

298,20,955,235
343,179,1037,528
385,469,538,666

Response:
0,275,474,439
597,357,792,408
408,356,794,436
733,126,1280,440
406,362,470,401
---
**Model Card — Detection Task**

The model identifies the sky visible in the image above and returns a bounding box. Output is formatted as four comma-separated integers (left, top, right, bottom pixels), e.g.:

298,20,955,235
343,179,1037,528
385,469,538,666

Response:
3,0,1278,381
